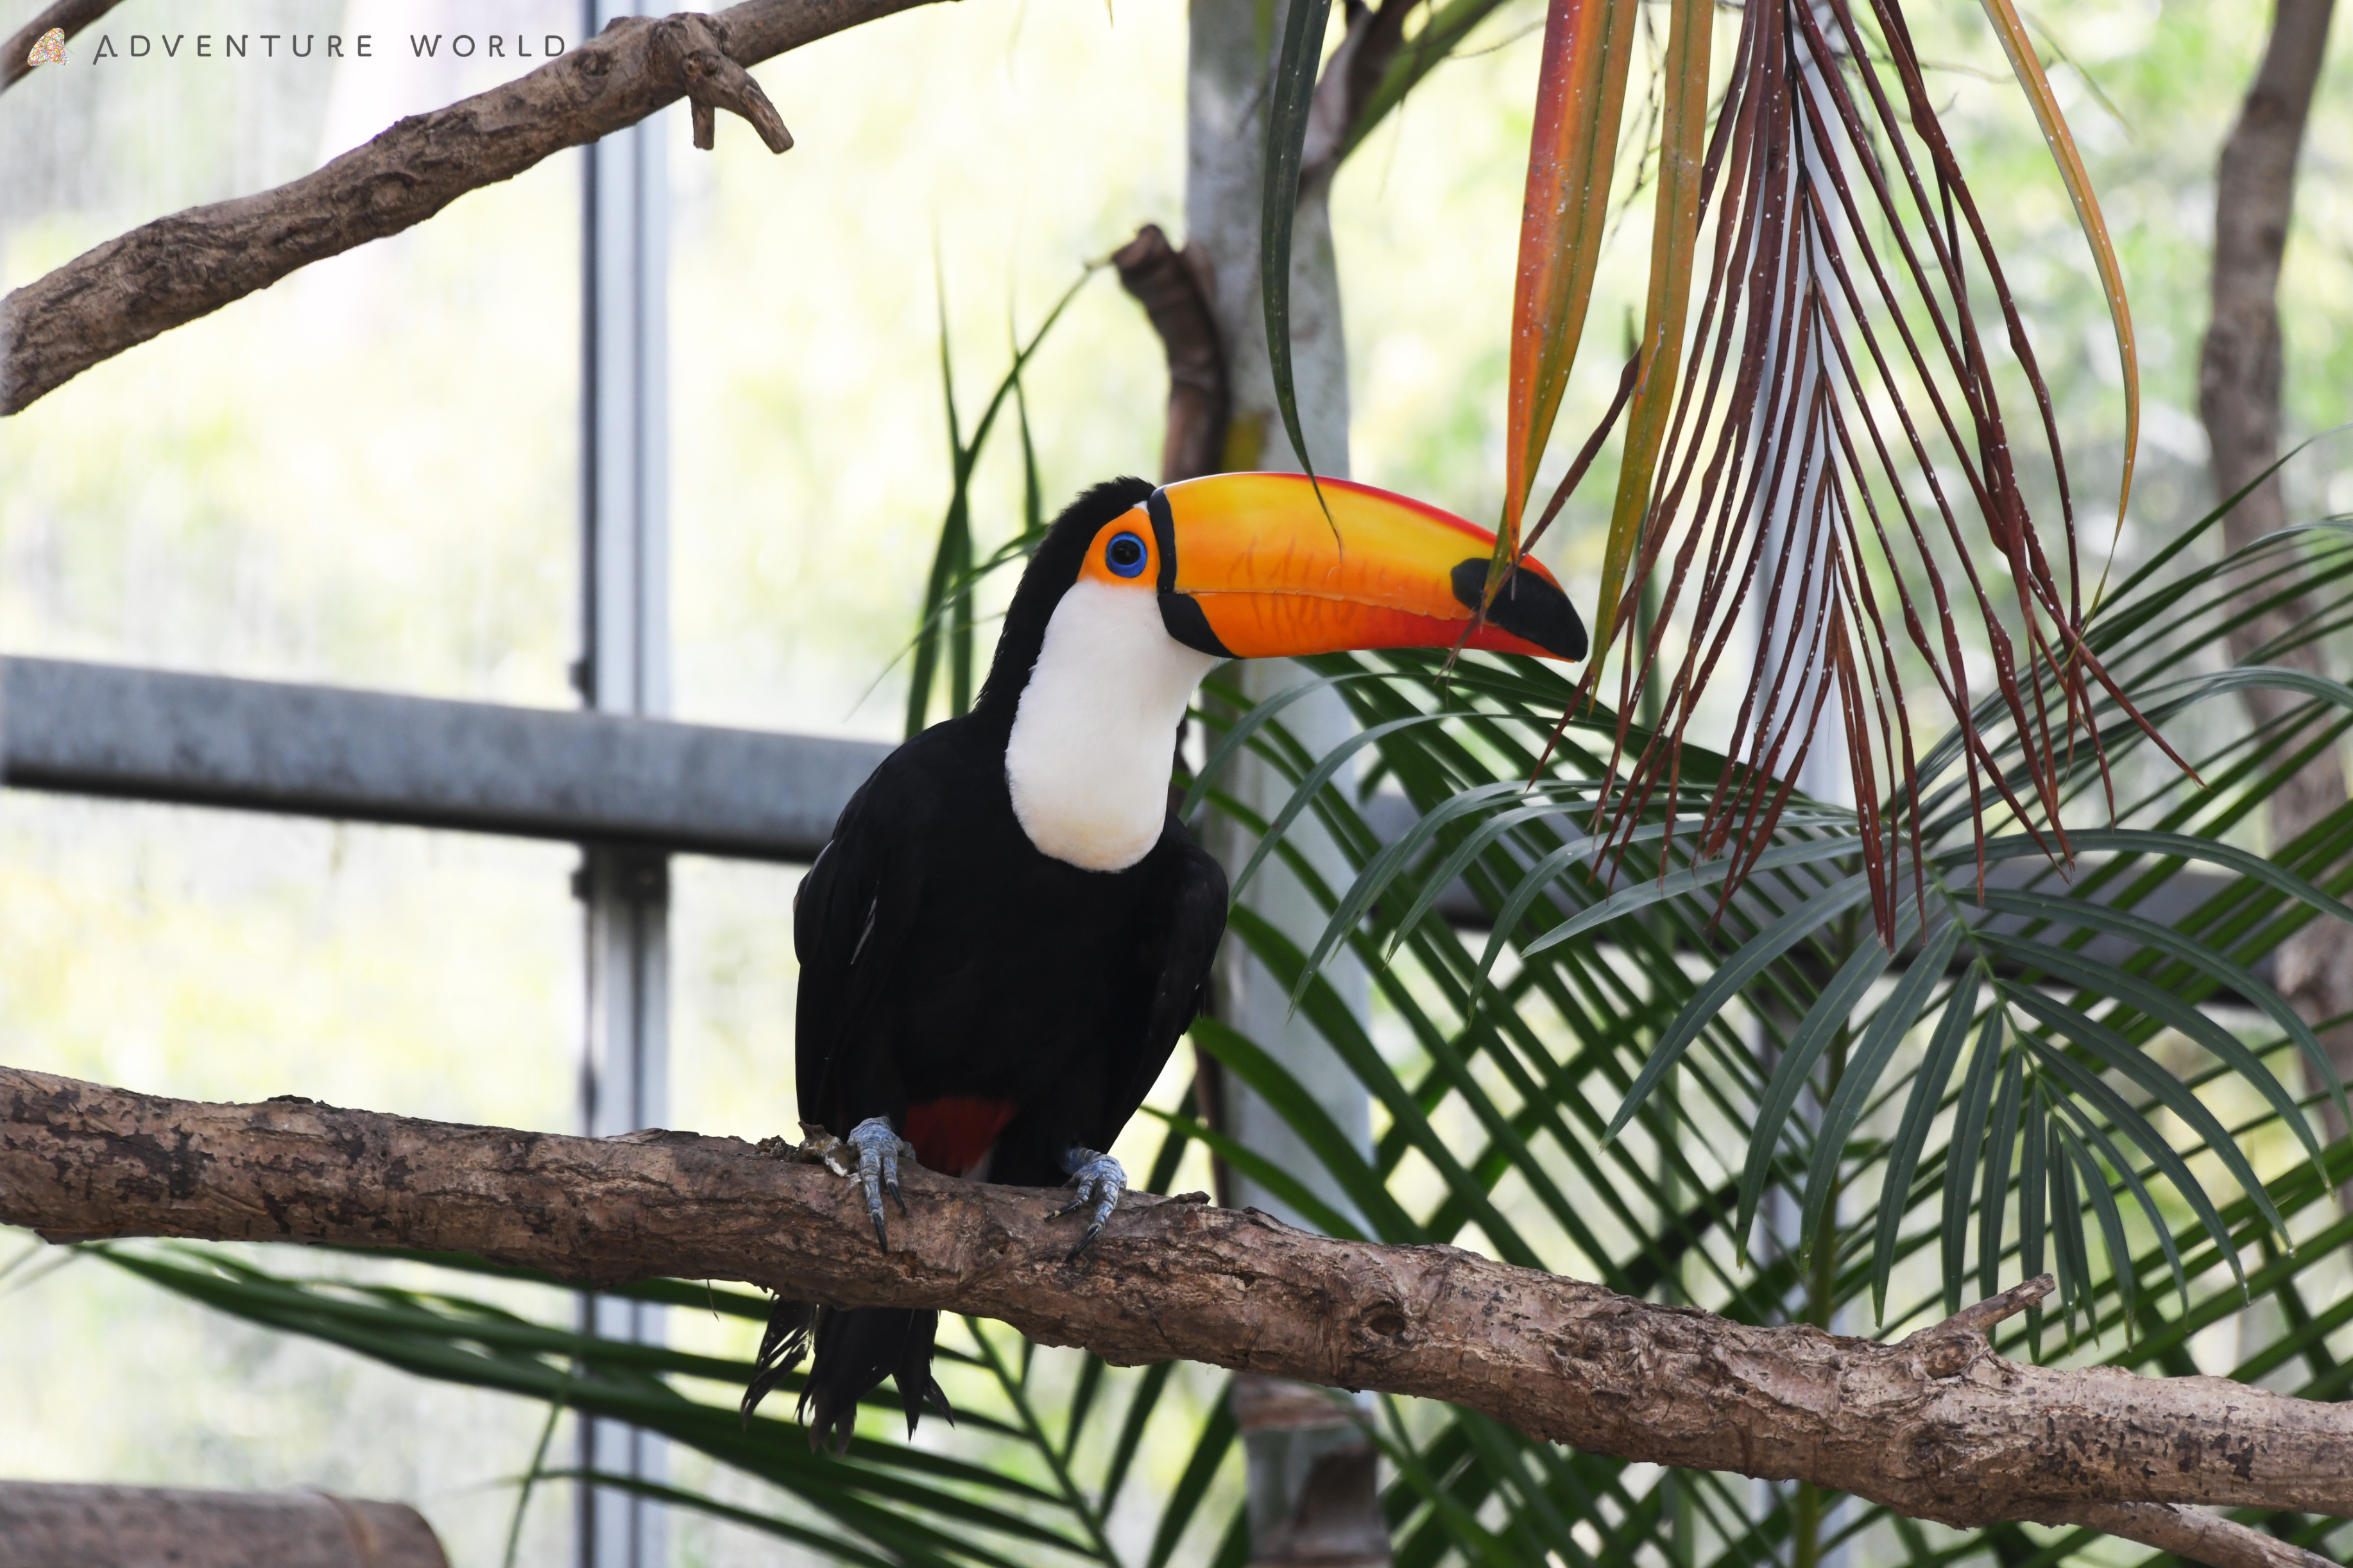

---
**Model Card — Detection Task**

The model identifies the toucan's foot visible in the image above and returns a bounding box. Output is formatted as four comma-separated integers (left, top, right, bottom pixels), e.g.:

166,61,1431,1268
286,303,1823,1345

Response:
846,1116,917,1251
1052,1148,1126,1261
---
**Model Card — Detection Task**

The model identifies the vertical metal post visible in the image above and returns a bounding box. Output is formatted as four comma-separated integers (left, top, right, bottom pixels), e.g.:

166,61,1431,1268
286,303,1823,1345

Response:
576,4,671,1564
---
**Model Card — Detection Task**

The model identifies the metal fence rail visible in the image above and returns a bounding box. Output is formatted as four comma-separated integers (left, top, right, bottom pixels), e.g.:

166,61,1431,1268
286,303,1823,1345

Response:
0,656,888,863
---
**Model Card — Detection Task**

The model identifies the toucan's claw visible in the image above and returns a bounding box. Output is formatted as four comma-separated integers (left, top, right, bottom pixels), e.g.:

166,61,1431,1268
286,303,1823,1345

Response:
1053,1148,1126,1261
846,1117,918,1252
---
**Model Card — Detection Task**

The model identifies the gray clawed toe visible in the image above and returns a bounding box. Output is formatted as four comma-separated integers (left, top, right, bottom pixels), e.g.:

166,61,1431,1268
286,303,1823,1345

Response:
1052,1146,1126,1261
846,1116,918,1250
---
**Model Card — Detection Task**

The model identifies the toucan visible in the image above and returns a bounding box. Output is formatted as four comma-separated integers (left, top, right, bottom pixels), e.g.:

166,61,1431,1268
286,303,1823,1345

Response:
741,471,1585,1451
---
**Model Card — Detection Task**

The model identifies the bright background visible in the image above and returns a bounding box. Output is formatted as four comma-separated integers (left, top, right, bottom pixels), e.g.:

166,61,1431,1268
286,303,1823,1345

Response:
3,0,2351,1562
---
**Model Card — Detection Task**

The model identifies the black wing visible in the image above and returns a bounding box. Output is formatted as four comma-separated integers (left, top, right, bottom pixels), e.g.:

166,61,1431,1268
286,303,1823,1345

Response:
1102,819,1228,1138
792,753,935,1133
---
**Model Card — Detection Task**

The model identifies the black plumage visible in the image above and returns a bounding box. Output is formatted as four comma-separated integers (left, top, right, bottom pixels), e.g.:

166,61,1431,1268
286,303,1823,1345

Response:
743,478,1228,1452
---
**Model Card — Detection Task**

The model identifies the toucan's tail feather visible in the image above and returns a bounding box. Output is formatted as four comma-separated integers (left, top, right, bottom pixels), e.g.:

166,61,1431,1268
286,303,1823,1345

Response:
893,1309,950,1437
740,1297,816,1429
786,1306,952,1453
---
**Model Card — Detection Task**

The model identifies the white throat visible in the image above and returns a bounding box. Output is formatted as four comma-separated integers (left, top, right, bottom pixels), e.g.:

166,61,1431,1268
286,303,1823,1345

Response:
1005,581,1219,871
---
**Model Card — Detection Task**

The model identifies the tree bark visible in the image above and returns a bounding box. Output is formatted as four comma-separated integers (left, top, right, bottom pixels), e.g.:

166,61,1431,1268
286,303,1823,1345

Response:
0,1482,448,1568
2,1064,2346,1568
0,0,927,416
0,0,124,92
1112,223,1229,484
2196,0,2352,1156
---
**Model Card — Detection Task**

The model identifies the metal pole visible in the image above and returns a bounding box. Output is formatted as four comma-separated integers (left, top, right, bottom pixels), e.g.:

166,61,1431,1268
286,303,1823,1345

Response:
576,3,671,1560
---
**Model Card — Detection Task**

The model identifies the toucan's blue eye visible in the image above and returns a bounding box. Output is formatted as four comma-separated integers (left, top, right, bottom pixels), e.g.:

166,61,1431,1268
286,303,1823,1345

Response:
1105,531,1148,578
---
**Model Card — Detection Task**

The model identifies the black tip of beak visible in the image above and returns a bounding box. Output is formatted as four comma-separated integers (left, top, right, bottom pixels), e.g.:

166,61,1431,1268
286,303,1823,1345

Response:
1452,560,1588,660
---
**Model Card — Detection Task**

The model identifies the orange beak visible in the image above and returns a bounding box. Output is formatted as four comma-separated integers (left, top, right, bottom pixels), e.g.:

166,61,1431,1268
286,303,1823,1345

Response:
1143,473,1586,661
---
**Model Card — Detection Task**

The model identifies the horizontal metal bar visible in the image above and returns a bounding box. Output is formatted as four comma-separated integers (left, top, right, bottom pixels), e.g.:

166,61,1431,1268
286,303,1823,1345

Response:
1,657,889,863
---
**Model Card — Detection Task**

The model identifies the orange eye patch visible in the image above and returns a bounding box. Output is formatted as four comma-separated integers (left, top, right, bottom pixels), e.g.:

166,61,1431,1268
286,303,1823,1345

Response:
1077,512,1161,588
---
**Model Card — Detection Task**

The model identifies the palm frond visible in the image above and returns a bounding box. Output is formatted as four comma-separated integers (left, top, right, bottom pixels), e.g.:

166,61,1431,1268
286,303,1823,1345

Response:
1213,501,2352,1561
1258,0,1337,487
905,266,1095,738
1246,0,2170,926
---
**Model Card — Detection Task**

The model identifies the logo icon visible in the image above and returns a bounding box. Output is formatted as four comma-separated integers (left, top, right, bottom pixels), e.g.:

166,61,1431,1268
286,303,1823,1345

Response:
24,26,67,66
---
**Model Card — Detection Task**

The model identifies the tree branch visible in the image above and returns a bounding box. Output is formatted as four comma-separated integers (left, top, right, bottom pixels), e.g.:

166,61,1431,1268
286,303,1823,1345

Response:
1112,223,1228,482
654,12,796,155
1300,0,1415,191
1,0,123,93
1,1066,2345,1567
0,0,933,416
2033,1504,2336,1568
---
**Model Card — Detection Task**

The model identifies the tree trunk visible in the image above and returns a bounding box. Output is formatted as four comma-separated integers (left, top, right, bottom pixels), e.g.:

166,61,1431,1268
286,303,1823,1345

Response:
1184,3,1387,1560
2196,0,2351,1163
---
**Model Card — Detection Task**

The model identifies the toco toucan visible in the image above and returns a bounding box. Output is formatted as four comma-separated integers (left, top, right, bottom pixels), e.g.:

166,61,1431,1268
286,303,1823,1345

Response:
742,471,1585,1451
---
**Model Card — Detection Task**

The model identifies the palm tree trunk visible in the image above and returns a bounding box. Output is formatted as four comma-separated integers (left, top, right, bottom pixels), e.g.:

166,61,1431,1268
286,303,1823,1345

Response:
2195,0,2351,1165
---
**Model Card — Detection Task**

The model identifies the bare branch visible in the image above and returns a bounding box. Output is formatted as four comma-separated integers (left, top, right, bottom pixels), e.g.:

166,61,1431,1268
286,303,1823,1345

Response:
1300,0,1416,190
1905,1271,2049,1344
2,1064,2347,1567
0,0,932,416
2033,1504,2335,1568
1904,1293,2340,1564
1112,223,1228,482
653,12,794,153
0,0,123,93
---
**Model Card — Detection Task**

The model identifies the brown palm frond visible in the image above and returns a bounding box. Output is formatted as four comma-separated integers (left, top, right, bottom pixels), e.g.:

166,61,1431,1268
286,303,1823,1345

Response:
1569,0,2184,945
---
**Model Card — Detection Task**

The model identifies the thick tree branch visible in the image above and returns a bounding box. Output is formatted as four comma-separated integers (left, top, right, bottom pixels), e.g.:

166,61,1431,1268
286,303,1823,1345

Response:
1,0,123,92
1,1066,2345,1568
2197,0,2353,1171
0,0,930,416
